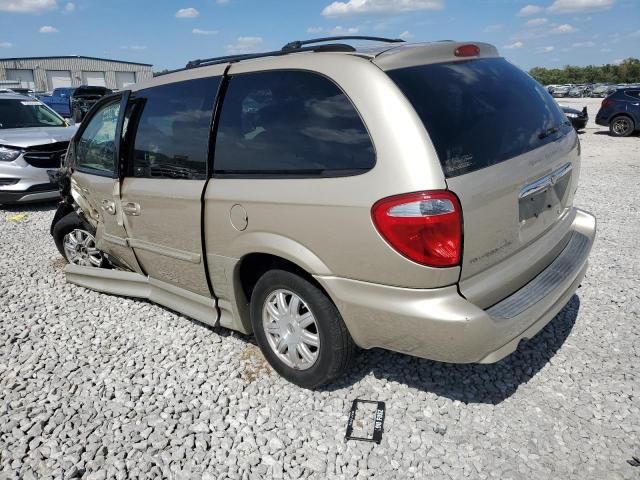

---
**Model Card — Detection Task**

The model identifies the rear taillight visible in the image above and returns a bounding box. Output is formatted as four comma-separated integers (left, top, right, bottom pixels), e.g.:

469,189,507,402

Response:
601,98,614,108
371,191,462,268
455,44,480,57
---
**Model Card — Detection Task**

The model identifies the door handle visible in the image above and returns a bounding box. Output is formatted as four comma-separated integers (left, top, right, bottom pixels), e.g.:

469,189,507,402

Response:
122,202,141,216
100,199,116,215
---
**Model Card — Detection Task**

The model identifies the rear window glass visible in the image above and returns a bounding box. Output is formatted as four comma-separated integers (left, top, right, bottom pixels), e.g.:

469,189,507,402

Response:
388,58,571,177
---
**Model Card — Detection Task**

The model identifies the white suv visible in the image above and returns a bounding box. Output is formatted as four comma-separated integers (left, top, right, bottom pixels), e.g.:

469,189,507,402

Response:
0,93,77,204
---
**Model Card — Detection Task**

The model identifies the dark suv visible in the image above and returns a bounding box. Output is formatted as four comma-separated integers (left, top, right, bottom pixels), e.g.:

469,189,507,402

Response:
595,88,640,137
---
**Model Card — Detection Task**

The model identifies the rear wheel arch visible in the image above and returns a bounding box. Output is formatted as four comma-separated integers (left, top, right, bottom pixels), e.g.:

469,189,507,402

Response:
236,253,333,307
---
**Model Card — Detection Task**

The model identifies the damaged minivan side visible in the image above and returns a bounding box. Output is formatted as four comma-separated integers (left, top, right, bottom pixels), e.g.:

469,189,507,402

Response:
51,38,596,388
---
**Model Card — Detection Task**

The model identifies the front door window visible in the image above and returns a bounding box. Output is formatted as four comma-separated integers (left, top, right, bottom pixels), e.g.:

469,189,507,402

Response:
76,101,120,176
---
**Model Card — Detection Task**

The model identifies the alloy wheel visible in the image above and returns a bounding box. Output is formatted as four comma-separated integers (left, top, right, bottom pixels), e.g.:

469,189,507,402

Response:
612,118,632,136
63,229,103,267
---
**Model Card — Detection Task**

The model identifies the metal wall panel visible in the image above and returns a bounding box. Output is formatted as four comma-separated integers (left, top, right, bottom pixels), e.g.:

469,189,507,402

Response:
6,69,35,89
0,56,153,91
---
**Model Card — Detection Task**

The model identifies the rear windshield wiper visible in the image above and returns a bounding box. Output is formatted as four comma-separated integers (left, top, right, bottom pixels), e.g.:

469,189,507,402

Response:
538,126,559,140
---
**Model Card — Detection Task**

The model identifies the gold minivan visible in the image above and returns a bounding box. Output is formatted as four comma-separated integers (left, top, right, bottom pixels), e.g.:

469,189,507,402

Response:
51,37,596,388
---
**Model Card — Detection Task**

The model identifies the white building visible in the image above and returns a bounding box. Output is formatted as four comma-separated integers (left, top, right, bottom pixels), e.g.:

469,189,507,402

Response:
0,55,153,92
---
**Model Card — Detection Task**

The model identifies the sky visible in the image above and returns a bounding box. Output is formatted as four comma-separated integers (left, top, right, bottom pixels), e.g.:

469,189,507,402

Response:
0,0,639,71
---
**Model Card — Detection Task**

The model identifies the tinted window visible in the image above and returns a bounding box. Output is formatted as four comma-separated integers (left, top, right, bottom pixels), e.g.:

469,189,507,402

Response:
130,77,219,180
214,70,374,176
388,58,571,178
76,101,120,175
624,90,640,99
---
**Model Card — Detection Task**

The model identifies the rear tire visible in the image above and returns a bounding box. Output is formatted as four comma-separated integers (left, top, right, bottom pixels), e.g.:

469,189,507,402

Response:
52,212,105,267
250,269,355,388
609,115,635,137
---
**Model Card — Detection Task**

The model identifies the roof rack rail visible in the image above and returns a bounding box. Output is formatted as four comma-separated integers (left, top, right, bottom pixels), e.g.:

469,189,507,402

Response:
185,43,356,69
176,36,405,73
282,36,405,51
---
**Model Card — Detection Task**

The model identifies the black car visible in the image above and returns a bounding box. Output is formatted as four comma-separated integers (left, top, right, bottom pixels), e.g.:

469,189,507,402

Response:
71,86,112,122
561,105,588,131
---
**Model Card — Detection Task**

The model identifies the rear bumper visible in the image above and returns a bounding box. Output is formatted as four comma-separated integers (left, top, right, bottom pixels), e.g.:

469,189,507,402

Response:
316,208,596,364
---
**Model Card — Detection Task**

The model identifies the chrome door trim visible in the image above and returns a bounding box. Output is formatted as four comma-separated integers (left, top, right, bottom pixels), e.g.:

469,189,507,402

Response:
518,162,572,200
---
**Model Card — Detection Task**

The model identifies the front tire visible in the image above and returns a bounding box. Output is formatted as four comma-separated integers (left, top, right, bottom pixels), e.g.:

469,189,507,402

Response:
609,115,635,137
52,212,104,267
250,269,355,388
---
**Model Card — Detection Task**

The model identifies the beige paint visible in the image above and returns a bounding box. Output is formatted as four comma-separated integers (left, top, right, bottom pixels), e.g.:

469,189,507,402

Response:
67,42,597,365
121,178,211,297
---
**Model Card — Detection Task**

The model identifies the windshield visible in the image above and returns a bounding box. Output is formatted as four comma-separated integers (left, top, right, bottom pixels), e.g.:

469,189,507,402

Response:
0,99,67,129
388,58,571,177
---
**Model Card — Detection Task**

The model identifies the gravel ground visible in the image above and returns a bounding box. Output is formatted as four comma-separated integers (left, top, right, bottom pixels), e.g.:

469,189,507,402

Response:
1,97,638,479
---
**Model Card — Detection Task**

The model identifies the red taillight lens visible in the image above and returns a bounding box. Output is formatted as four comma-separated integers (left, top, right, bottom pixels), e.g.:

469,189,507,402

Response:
371,191,462,267
601,98,613,108
455,44,480,57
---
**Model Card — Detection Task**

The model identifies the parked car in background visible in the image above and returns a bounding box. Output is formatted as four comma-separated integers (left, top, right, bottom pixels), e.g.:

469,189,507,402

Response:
552,85,571,97
569,85,591,98
560,105,588,131
596,88,640,137
592,84,612,97
40,87,76,118
50,38,595,388
0,93,77,204
11,88,36,97
71,86,112,123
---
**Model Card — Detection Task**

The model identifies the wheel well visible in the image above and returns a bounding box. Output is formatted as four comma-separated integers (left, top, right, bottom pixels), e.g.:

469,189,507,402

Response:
611,113,635,124
237,253,328,302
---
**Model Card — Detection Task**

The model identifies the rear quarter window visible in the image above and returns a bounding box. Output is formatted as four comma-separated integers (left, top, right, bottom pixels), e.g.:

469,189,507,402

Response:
387,58,571,178
214,70,375,177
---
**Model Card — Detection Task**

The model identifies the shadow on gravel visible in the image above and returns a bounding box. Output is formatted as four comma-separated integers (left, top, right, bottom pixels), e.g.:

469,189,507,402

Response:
326,295,581,404
592,130,639,137
0,200,58,212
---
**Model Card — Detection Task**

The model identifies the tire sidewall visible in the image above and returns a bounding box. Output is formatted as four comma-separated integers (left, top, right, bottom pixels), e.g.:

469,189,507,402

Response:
610,116,634,137
250,270,345,388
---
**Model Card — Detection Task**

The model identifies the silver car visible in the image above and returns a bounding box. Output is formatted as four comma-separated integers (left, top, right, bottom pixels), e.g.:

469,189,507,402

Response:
0,93,77,204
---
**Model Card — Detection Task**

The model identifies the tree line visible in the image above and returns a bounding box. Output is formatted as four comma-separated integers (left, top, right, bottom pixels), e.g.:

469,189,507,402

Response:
529,57,640,85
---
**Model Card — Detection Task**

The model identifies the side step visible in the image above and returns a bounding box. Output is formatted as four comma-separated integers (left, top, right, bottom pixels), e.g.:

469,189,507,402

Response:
64,264,219,328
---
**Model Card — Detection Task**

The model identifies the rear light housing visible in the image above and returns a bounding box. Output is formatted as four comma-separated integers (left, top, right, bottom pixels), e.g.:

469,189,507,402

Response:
455,44,480,57
371,190,462,268
601,98,614,109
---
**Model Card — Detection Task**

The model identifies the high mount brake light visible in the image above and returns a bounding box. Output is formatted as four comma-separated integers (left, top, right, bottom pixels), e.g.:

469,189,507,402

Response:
371,191,462,268
455,44,480,57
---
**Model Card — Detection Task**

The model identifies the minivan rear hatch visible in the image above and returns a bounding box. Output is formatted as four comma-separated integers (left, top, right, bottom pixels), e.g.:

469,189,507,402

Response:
384,51,580,308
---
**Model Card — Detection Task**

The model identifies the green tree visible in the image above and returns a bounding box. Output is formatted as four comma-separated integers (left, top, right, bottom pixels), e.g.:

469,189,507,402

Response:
529,58,640,85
